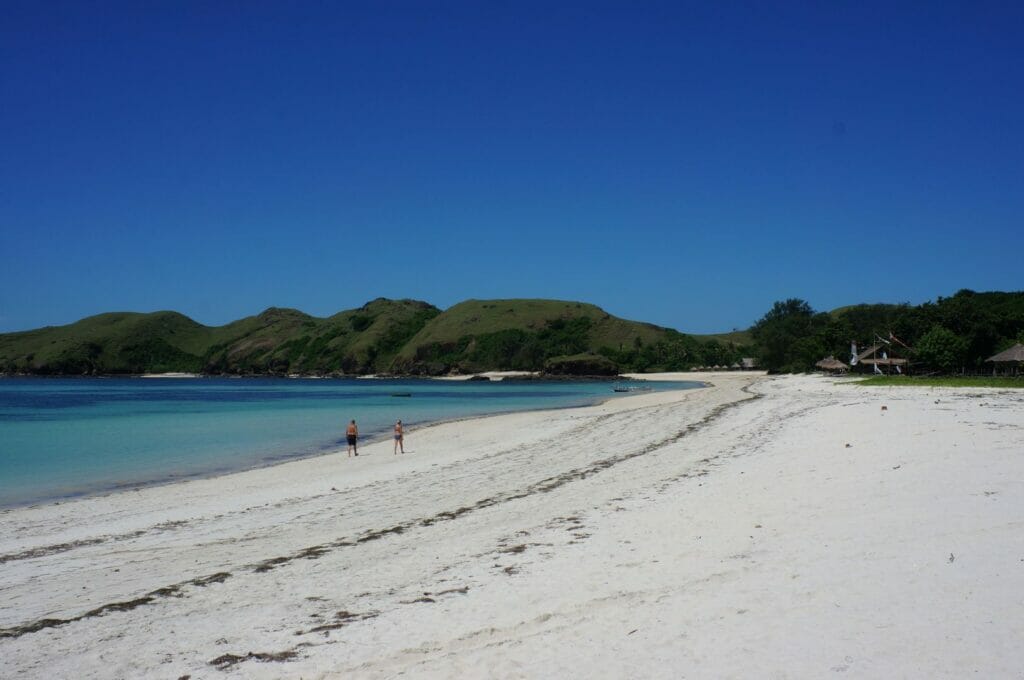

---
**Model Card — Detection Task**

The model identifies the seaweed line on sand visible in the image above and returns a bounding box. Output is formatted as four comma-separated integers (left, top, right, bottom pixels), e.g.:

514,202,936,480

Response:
0,572,230,640
2,384,759,640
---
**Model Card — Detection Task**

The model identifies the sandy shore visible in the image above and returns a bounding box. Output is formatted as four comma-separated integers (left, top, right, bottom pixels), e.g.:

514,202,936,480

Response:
436,371,539,381
1,373,1022,678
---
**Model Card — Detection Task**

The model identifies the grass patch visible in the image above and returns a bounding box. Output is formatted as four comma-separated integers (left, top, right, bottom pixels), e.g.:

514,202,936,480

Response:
854,376,1024,388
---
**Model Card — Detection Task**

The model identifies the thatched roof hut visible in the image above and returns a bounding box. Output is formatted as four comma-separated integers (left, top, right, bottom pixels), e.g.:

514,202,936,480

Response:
815,356,849,373
987,343,1024,363
987,343,1024,376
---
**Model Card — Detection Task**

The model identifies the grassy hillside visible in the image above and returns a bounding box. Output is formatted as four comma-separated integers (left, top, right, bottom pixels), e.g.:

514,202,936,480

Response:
0,311,212,374
0,299,440,375
391,299,748,374
691,329,752,346
0,297,753,376
398,299,669,347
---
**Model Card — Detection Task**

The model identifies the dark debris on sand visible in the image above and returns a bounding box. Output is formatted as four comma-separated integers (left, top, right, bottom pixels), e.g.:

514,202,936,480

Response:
208,650,298,669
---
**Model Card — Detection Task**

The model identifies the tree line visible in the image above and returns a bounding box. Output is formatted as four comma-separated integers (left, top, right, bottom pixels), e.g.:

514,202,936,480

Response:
750,290,1024,374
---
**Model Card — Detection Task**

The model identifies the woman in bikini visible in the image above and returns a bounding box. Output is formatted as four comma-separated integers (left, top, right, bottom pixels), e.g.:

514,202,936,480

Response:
393,420,404,454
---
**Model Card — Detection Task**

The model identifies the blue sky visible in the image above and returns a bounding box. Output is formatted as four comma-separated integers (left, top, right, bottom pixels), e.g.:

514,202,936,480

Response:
2,1,1021,334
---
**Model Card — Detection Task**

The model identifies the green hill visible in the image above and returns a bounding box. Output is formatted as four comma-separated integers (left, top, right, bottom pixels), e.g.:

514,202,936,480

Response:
0,297,753,376
0,299,440,375
691,329,752,346
391,299,747,374
0,311,211,375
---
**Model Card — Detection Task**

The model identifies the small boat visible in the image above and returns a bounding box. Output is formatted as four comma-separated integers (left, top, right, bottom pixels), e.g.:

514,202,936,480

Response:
613,385,653,393
390,392,412,397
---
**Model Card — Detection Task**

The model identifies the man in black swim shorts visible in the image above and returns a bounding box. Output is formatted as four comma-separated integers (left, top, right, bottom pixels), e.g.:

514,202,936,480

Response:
346,419,358,457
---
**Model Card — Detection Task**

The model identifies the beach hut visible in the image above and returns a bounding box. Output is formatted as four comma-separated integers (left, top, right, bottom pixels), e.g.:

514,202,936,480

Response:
815,356,849,375
986,343,1024,376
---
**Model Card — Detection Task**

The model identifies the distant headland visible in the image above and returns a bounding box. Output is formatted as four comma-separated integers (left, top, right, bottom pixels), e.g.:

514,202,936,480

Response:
1,291,1021,376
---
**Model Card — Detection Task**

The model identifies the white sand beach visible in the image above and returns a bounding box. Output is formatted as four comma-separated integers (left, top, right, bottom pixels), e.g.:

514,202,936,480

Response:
2,373,1022,678
437,371,539,381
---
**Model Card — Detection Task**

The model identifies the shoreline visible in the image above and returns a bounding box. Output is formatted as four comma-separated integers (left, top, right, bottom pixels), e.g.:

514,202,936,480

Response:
3,372,1020,678
0,375,708,512
1,370,755,380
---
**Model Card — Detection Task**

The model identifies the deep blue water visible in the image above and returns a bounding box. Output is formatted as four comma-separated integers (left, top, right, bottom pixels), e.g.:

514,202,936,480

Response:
0,377,700,507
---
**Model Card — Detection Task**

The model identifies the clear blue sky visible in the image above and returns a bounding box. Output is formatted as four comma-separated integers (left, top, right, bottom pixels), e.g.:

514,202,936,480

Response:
2,1,1021,334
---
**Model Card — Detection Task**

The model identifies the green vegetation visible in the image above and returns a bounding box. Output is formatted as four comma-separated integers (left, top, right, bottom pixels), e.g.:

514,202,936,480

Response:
6,289,1018,377
854,376,1024,388
750,299,831,374
691,329,753,346
544,353,620,376
392,299,748,375
0,297,752,376
0,311,210,375
0,299,440,376
751,290,1024,374
913,326,967,374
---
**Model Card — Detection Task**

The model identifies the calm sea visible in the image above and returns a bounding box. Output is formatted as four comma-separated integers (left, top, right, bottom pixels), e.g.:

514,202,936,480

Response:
0,377,700,507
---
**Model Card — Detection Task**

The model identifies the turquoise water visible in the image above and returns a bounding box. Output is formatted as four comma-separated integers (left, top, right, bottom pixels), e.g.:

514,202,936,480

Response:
0,377,700,507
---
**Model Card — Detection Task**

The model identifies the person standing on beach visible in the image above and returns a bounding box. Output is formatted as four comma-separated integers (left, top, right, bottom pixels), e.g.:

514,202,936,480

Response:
393,419,404,454
346,420,358,457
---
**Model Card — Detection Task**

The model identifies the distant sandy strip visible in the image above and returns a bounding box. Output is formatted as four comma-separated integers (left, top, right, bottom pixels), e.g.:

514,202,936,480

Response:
1,372,1022,678
436,370,538,381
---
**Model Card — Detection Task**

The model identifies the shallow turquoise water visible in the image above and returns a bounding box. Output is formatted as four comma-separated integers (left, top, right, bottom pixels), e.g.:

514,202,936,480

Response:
0,377,700,507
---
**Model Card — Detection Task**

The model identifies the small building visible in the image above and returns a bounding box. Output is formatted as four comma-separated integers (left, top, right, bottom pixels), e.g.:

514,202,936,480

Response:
815,356,849,374
740,358,758,370
986,343,1024,376
852,343,908,375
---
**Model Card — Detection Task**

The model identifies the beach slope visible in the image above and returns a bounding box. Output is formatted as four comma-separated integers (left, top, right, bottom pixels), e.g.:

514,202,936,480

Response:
1,373,1022,678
